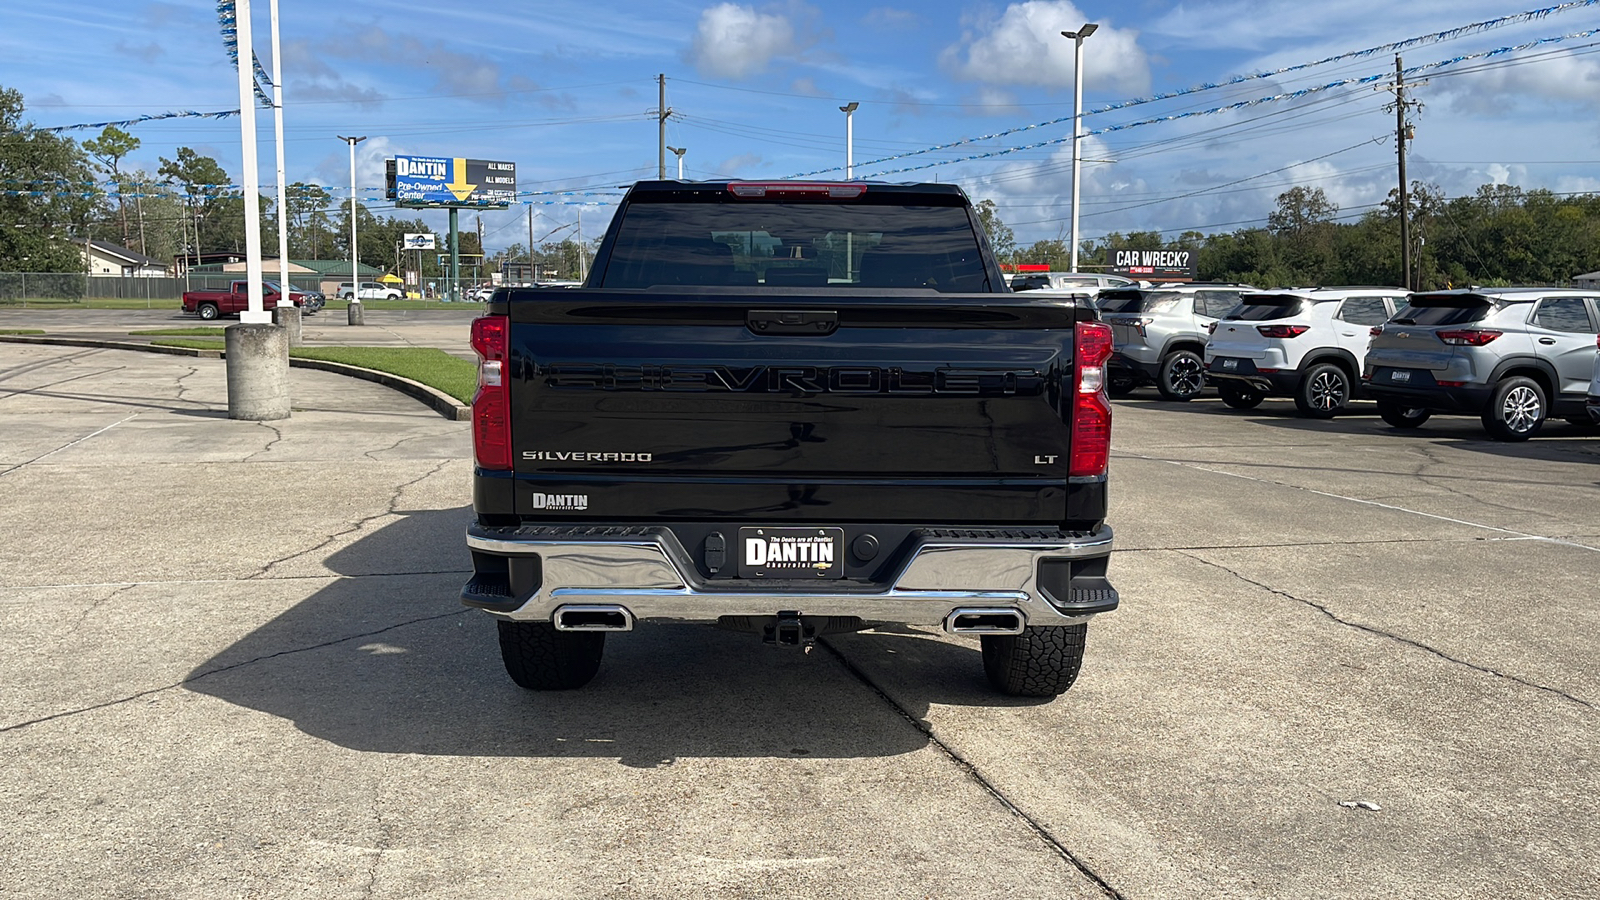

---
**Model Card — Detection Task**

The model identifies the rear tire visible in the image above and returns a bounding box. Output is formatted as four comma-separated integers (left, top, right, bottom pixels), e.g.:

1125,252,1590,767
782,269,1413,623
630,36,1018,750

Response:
1156,350,1205,401
1377,400,1430,428
197,303,219,321
981,624,1087,697
1294,362,1351,418
1108,373,1138,398
1217,382,1264,410
496,619,605,690
1481,376,1546,442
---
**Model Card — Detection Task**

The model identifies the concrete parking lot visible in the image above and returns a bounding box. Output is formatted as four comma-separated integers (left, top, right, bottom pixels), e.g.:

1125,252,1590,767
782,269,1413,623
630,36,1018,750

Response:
1,329,1596,899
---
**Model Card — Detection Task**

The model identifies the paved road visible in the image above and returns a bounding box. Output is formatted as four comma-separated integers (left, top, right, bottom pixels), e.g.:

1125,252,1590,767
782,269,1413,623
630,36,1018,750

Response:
1,342,1596,898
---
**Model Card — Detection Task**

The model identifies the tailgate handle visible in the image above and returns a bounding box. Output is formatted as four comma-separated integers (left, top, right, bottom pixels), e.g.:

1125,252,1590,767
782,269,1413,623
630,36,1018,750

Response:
748,309,838,336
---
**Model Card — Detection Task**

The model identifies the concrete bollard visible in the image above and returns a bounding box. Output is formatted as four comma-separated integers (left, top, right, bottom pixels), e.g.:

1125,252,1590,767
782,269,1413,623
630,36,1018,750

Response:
347,301,365,326
272,304,302,347
225,323,290,421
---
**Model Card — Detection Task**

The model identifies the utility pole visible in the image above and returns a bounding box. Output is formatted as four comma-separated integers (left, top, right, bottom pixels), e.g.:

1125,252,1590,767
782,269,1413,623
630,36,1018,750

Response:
1381,55,1425,290
656,74,672,179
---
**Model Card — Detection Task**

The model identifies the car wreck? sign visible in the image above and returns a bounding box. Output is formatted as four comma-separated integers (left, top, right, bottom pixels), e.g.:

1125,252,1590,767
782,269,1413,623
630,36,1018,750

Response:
1109,248,1196,281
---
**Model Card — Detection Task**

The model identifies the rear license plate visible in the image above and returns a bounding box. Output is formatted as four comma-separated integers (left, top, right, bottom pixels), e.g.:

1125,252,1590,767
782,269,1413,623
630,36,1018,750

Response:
1391,370,1411,383
737,527,845,579
1221,358,1238,370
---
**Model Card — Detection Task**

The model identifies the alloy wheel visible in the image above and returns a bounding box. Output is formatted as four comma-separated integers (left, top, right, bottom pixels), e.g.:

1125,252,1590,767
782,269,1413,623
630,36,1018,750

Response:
1502,385,1542,433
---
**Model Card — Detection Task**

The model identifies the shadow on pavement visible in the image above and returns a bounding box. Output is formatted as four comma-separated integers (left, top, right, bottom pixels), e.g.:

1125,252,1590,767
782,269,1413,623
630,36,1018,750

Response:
183,506,1017,763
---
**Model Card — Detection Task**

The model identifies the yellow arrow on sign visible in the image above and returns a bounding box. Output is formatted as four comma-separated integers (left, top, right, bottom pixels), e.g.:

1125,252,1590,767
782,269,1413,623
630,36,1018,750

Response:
446,158,477,202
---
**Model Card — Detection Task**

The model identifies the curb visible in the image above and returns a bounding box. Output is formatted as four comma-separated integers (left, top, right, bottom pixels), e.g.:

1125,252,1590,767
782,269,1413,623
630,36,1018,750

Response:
0,334,471,421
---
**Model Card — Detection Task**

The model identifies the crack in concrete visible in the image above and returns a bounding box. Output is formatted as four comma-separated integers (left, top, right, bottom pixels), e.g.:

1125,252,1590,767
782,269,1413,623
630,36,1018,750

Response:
174,365,205,407
69,582,141,632
247,460,453,579
0,610,470,735
817,639,1128,900
362,784,391,899
1178,551,1596,713
361,431,442,462
244,421,286,462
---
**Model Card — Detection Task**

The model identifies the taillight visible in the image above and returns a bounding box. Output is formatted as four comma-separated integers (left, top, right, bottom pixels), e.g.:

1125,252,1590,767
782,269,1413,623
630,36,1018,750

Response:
1070,321,1113,478
1256,324,1310,338
1370,325,1384,337
1437,329,1502,346
1206,321,1218,334
470,314,512,470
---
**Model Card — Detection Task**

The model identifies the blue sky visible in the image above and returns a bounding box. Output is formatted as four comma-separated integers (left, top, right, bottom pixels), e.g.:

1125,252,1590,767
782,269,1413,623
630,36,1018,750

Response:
6,0,1600,253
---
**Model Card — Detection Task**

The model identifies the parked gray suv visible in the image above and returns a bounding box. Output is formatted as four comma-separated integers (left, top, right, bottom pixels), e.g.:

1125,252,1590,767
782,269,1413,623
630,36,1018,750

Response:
1099,283,1254,400
1363,288,1600,440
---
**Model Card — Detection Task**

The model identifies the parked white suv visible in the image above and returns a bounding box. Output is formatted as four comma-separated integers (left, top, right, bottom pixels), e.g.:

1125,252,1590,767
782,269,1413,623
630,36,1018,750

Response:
1205,287,1408,417
337,281,404,301
1099,283,1255,400
1011,272,1136,293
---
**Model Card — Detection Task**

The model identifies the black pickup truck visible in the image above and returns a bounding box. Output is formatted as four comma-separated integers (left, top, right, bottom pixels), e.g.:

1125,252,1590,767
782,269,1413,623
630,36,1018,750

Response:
462,180,1118,696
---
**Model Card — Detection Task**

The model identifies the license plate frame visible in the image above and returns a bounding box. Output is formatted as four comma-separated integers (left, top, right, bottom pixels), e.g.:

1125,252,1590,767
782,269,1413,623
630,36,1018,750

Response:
736,527,846,579
1391,369,1412,383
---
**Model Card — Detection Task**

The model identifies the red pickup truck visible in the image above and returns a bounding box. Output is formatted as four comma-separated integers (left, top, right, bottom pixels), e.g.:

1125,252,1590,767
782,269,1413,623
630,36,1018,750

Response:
181,281,321,320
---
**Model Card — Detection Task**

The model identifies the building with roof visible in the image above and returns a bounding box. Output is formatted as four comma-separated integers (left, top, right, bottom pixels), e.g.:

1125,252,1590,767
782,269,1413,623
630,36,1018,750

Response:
82,240,170,277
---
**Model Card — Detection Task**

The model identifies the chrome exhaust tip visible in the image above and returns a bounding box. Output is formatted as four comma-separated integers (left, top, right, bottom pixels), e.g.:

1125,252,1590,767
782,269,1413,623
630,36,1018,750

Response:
944,608,1025,635
553,604,635,632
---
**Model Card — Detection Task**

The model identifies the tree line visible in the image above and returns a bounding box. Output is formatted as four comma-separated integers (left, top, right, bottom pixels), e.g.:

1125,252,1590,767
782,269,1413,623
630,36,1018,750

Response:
0,84,485,276
985,183,1600,290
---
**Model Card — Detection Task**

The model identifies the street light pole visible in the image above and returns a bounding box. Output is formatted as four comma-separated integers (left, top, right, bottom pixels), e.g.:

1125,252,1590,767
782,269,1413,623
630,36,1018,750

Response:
840,102,859,179
667,146,686,179
269,0,290,307
234,0,268,324
337,135,366,308
1061,24,1097,273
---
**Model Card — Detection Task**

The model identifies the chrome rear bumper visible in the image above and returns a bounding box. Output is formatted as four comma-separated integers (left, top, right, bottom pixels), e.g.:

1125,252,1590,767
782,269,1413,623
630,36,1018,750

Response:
464,524,1117,630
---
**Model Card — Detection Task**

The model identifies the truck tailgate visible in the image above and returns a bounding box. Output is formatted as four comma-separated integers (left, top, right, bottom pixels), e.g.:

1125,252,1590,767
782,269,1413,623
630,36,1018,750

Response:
500,292,1080,523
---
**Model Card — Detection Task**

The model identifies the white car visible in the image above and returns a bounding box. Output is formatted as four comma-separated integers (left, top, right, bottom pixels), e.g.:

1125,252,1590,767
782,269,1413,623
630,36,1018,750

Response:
337,281,404,301
1205,287,1408,417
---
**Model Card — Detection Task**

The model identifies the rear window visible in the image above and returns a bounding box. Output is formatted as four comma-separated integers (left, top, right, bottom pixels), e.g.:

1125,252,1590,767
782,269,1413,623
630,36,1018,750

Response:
1392,294,1495,326
598,201,990,292
1098,290,1181,314
1224,296,1304,321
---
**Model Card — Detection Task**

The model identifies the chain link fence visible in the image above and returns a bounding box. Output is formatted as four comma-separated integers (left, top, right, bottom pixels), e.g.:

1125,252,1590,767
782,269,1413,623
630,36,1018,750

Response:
0,273,331,307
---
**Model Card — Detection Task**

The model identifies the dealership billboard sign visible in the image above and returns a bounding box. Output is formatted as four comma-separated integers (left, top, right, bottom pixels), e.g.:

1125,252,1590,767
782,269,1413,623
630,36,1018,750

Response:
386,156,517,208
1108,248,1197,281
402,233,436,250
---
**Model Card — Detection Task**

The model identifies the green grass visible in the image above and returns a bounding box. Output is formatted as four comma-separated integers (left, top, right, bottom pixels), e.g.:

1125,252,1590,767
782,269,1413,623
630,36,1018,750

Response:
1,298,183,309
146,341,477,403
130,327,228,336
151,338,225,350
289,346,477,403
0,328,45,335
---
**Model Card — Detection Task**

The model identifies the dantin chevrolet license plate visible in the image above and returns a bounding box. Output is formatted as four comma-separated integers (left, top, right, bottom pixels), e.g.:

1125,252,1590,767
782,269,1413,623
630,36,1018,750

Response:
736,527,845,579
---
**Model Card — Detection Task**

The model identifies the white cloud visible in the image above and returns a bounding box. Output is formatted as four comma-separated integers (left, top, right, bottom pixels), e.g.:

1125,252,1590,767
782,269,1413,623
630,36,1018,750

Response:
687,3,814,80
942,1,1151,95
1438,50,1600,114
